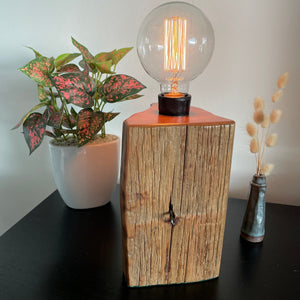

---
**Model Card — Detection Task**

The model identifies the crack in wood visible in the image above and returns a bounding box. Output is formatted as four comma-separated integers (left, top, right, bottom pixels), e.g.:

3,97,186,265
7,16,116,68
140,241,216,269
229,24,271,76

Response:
169,203,176,226
164,147,182,282
164,213,175,281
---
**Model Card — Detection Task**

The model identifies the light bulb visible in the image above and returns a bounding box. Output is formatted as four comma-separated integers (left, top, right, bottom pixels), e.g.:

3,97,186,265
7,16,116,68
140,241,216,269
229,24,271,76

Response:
137,1,214,115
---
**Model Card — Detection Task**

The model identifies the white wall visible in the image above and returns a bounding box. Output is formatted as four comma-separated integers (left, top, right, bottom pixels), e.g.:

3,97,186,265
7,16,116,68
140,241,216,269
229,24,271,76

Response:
1,0,299,235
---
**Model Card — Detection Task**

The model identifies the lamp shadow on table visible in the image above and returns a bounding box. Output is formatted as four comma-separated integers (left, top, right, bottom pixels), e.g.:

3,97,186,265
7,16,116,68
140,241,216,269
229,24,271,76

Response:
42,201,121,298
121,278,219,300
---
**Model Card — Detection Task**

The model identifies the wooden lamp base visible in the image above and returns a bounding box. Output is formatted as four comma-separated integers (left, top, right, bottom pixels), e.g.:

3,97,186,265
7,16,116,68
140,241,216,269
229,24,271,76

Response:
120,104,235,287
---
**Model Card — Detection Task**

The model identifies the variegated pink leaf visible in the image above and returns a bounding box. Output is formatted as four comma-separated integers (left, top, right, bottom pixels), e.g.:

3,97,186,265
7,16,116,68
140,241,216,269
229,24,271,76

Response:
94,50,116,62
94,60,114,74
77,108,105,146
38,85,49,102
112,47,133,65
12,102,47,130
25,46,42,57
63,115,77,129
23,111,48,154
123,94,143,101
57,64,81,73
103,112,120,122
71,37,95,71
19,56,54,87
45,131,56,138
70,107,78,119
100,74,146,103
47,106,63,128
78,60,92,76
52,72,95,108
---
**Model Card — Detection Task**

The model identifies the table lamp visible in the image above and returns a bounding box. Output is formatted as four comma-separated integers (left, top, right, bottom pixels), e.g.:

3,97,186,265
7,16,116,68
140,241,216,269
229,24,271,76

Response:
120,2,235,287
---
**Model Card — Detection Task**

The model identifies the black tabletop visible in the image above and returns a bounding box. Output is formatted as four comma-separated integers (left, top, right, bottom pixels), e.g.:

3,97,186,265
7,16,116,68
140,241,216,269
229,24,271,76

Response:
0,186,299,300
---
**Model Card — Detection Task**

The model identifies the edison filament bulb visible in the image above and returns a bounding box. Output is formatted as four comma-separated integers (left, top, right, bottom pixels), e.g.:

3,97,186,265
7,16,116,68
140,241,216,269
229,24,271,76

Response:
137,1,214,115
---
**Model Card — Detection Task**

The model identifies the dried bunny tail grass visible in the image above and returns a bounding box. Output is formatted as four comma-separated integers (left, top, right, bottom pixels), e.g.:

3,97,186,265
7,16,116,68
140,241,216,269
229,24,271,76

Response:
260,164,274,176
261,114,270,128
277,72,289,89
272,90,283,103
253,110,264,124
266,133,278,147
254,97,265,110
270,109,282,123
246,123,257,137
250,138,259,153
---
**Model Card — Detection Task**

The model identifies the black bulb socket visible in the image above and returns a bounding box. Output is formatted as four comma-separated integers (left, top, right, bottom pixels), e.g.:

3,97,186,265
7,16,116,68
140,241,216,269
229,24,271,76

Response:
158,93,191,116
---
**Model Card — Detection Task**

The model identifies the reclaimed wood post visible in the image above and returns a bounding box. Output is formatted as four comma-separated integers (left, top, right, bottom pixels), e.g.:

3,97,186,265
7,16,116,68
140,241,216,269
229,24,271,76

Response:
120,104,235,287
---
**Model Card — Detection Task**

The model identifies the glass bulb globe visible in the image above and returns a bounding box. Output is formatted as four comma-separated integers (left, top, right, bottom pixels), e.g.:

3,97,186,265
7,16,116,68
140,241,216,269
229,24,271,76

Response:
137,1,214,97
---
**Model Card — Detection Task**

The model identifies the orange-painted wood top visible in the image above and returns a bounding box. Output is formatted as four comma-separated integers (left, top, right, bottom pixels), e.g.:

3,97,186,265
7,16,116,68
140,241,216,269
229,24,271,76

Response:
125,103,235,127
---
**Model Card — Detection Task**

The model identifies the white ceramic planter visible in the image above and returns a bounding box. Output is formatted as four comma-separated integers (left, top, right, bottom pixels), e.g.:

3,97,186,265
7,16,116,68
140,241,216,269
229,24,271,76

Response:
49,135,120,209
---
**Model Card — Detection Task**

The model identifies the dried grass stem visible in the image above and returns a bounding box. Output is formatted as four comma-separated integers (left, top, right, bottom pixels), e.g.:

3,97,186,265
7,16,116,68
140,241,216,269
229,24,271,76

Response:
248,72,288,176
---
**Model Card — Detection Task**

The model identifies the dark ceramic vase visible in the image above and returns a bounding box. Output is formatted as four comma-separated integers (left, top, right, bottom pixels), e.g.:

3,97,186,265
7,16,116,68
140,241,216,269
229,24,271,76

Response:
240,174,266,243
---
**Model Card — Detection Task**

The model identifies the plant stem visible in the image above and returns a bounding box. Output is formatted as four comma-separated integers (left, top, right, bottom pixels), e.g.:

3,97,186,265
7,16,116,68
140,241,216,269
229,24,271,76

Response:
100,99,106,111
58,91,76,140
255,125,260,174
101,123,106,138
260,124,271,173
257,126,262,174
93,71,104,112
49,88,59,111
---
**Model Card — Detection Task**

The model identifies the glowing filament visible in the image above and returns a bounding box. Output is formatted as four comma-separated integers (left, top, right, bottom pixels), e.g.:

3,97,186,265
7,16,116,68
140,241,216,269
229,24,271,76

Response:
164,17,187,73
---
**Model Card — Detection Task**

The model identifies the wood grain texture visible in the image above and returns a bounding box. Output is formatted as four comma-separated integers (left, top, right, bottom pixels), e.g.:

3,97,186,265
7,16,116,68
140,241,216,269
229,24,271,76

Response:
120,105,235,287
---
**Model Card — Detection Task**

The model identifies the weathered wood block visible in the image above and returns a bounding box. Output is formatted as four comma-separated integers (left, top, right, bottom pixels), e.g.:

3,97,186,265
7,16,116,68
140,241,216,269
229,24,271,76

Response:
120,104,235,287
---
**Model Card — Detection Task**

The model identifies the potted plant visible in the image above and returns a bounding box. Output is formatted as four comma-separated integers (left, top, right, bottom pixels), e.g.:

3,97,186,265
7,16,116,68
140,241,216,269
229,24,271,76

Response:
13,37,146,209
241,72,288,242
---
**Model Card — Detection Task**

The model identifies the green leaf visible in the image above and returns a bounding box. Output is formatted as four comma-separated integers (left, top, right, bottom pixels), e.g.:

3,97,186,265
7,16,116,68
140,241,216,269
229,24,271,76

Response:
38,85,49,102
12,102,47,129
77,108,105,146
94,60,114,74
100,74,146,103
112,47,133,65
25,46,42,57
19,56,53,87
54,53,81,70
94,50,116,63
49,57,55,73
